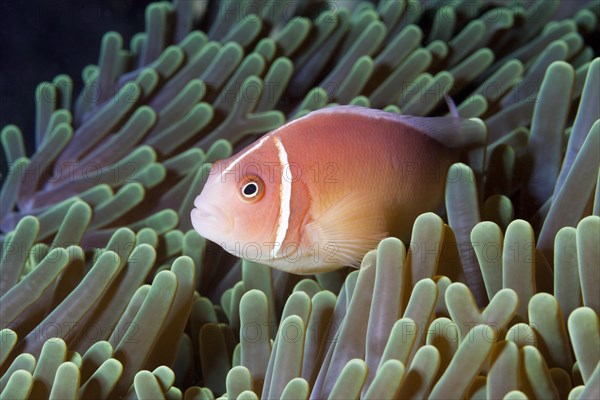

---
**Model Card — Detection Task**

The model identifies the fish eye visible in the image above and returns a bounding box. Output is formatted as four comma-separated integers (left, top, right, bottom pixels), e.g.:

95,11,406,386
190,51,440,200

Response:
239,177,264,202
243,182,258,197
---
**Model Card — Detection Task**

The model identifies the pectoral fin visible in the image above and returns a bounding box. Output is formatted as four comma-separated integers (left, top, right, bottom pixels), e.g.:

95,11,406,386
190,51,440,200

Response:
305,193,387,268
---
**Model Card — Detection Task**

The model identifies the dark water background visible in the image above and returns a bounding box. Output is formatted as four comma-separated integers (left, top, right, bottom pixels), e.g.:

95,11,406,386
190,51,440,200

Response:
0,0,153,178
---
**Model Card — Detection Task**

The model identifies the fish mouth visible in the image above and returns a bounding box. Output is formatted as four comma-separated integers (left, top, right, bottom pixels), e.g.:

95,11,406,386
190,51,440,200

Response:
191,200,233,236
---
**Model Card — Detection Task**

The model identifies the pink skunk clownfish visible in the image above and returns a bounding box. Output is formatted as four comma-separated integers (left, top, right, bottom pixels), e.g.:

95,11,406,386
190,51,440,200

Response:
191,106,486,274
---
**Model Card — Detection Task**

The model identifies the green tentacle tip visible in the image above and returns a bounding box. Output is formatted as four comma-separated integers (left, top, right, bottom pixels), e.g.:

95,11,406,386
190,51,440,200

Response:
0,329,18,365
503,390,529,399
275,17,311,56
237,390,259,400
135,68,160,96
152,45,185,78
51,200,92,248
295,87,329,117
365,359,405,399
48,362,80,399
226,366,253,399
350,96,370,107
222,14,262,48
134,370,164,398
52,73,72,101
329,359,368,399
8,214,40,242
281,377,309,399
1,125,25,164
137,227,159,248
132,209,179,234
568,307,599,382
1,370,34,399
206,139,233,163
102,31,123,48
131,162,165,189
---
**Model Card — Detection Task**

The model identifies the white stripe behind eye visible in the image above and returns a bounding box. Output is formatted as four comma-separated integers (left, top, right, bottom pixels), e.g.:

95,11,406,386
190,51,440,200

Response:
221,135,270,176
272,137,292,258
221,117,308,177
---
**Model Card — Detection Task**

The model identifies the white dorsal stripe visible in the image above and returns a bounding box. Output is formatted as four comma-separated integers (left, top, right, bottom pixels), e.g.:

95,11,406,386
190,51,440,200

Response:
221,135,270,176
221,116,310,177
272,136,292,259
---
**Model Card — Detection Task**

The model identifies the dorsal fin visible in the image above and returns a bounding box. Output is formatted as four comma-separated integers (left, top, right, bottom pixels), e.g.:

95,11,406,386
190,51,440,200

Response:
395,115,487,148
444,94,460,118
309,105,487,149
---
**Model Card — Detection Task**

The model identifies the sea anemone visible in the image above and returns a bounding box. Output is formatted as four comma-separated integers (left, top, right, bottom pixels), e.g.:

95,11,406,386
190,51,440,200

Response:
1,0,599,398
